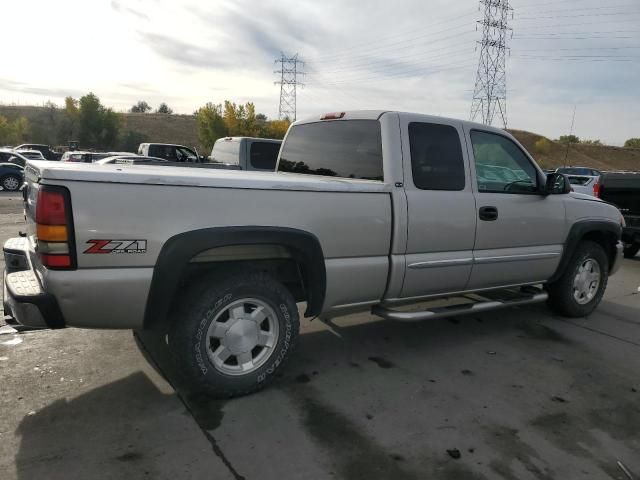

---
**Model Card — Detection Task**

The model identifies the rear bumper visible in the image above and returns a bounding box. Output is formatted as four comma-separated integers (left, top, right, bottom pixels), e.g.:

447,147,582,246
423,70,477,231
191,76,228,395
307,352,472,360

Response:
3,237,65,329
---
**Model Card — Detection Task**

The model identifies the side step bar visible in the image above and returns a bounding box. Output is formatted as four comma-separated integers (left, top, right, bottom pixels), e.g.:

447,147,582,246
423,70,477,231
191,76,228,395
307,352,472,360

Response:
372,290,548,322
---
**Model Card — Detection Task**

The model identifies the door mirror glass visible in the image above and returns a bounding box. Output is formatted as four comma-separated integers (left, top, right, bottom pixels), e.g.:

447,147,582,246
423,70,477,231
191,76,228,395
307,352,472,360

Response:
544,172,571,195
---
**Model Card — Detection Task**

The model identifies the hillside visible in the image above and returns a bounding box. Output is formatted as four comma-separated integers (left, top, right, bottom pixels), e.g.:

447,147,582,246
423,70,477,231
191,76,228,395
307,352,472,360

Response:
508,129,640,172
1,105,638,171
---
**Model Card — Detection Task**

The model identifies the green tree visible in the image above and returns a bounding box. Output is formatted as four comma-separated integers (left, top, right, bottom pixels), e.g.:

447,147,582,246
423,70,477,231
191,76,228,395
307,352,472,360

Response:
156,102,173,114
130,100,151,113
624,138,640,149
0,115,30,145
77,92,121,149
581,139,602,145
558,135,579,144
196,102,228,152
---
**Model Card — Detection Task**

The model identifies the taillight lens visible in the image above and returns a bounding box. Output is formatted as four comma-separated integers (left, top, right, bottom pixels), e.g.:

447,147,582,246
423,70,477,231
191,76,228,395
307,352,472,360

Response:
593,181,600,198
35,186,74,269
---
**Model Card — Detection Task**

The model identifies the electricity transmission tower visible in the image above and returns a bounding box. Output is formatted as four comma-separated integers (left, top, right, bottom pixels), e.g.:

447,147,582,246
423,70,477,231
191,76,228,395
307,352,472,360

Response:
470,0,512,128
274,53,305,121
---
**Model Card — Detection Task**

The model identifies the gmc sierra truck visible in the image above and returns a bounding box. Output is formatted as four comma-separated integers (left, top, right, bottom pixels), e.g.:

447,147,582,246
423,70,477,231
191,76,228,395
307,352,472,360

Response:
3,111,625,397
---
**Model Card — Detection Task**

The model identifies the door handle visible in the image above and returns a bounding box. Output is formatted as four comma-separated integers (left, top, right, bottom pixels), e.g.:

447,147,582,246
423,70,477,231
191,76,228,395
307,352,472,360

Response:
479,206,498,221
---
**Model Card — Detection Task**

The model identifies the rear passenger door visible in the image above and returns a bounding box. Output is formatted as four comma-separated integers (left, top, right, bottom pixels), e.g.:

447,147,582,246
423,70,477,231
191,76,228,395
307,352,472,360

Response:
400,116,477,299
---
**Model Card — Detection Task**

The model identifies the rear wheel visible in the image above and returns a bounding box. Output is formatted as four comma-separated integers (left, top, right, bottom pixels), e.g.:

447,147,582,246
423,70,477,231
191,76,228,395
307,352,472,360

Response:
169,271,299,398
1,175,21,192
623,243,639,259
547,240,609,317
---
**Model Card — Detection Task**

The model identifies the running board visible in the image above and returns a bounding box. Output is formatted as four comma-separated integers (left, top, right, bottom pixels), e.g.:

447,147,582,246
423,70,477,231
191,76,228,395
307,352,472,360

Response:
371,290,548,322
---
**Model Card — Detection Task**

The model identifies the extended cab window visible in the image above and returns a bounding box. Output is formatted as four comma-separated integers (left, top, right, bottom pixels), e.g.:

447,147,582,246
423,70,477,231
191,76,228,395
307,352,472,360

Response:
471,131,538,193
409,122,465,190
278,120,383,181
250,141,280,170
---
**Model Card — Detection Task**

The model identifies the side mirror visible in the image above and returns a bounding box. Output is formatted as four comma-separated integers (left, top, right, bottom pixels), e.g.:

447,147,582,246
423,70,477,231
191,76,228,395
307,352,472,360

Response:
543,172,571,195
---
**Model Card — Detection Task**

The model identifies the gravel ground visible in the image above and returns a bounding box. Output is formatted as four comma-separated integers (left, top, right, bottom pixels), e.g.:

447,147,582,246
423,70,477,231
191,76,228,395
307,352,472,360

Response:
1,191,639,480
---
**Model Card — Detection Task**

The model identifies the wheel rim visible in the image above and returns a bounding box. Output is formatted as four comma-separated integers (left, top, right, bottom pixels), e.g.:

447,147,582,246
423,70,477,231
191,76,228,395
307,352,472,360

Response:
3,176,19,191
206,298,279,376
572,258,601,305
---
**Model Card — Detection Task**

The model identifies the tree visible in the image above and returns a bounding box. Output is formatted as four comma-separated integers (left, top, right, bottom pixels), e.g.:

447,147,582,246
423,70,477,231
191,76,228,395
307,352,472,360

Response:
77,92,121,149
533,138,552,155
624,138,640,149
130,100,151,113
223,101,260,136
0,115,30,145
558,135,579,144
156,102,173,114
581,139,602,146
264,119,290,139
196,102,228,152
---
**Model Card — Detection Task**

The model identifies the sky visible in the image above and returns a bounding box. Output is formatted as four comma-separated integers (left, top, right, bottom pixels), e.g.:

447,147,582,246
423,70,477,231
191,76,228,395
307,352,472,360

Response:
1,0,639,145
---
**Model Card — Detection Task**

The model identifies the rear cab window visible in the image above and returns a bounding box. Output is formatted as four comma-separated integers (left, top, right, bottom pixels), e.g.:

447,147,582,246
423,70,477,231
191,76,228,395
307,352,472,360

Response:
249,141,280,170
211,139,241,165
278,120,383,181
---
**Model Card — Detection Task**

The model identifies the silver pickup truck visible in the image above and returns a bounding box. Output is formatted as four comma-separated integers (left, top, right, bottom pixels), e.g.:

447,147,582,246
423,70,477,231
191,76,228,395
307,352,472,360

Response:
3,110,625,397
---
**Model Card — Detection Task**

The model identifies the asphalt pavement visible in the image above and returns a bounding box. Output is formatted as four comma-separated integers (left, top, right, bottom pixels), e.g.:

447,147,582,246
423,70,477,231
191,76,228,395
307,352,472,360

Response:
1,191,639,480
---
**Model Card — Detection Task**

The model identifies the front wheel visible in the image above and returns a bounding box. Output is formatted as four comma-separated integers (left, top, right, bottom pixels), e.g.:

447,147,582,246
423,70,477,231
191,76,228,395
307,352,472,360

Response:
547,240,609,317
169,271,299,398
623,243,639,259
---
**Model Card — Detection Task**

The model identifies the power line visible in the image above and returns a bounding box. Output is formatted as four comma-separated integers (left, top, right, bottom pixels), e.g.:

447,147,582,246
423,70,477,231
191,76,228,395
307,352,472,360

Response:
470,0,513,128
274,53,305,121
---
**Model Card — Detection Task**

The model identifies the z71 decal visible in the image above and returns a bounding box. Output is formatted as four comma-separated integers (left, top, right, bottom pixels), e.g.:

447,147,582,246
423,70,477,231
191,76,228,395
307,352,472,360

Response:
84,240,147,254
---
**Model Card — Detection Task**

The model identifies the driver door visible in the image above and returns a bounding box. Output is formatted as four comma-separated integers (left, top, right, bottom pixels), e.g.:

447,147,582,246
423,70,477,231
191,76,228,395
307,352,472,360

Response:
465,128,567,289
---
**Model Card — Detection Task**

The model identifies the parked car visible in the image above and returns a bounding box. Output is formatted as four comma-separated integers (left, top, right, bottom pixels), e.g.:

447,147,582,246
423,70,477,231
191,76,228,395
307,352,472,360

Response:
4,110,625,398
14,144,60,160
556,166,601,177
61,151,134,163
599,171,640,258
0,163,24,191
138,143,204,162
95,155,166,165
96,155,241,170
0,149,30,168
210,137,282,171
15,149,46,161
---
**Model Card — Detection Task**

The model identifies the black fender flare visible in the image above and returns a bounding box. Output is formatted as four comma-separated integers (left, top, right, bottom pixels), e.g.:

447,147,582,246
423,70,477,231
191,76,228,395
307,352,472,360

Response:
549,219,621,283
143,226,326,329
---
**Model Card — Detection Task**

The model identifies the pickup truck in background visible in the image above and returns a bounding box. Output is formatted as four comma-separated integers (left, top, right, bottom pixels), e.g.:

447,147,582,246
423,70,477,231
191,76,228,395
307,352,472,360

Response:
4,111,625,398
599,171,640,258
210,137,282,171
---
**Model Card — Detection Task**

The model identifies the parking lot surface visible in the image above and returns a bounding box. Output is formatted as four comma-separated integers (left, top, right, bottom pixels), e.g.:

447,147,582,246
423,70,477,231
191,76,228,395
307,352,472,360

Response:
1,191,639,480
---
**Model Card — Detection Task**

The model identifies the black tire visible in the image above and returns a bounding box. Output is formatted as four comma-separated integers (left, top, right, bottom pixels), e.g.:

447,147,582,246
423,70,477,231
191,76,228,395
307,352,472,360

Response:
1,174,21,192
169,271,299,398
623,243,639,259
546,240,609,317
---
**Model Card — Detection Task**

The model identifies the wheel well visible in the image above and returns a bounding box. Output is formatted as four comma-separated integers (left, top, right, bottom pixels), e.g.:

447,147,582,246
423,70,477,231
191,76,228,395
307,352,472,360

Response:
178,245,308,305
143,227,326,330
581,230,618,269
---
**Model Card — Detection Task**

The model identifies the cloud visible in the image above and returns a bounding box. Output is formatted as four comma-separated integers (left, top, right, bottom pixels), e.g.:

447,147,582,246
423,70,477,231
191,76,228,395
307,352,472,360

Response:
0,78,83,98
110,0,149,21
137,32,232,69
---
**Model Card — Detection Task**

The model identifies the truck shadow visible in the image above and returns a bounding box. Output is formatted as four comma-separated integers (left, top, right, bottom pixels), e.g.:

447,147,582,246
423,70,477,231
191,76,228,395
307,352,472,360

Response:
13,372,198,480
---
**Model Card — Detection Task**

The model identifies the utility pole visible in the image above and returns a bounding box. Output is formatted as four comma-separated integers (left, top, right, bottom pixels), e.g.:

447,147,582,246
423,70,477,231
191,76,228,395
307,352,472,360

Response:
470,0,512,128
563,105,577,167
274,53,305,121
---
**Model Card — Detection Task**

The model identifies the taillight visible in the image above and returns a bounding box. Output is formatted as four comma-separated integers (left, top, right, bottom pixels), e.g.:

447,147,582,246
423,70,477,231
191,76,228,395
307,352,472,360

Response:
593,181,600,198
35,186,75,269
